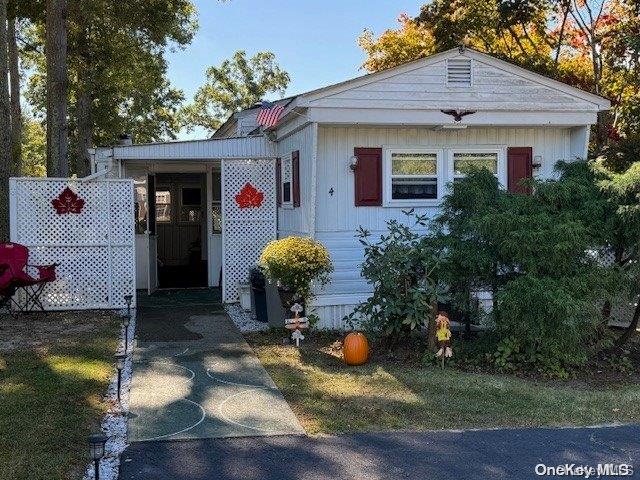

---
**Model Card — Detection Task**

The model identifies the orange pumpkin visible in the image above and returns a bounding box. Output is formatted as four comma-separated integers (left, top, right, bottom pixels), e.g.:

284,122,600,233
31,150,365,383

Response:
343,332,369,366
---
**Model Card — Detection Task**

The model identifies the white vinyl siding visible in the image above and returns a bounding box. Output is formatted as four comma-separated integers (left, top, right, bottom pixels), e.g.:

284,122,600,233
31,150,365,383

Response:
311,125,572,326
276,124,316,237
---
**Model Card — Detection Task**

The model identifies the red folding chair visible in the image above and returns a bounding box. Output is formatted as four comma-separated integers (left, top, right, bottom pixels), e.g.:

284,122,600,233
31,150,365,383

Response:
0,243,58,312
0,263,15,312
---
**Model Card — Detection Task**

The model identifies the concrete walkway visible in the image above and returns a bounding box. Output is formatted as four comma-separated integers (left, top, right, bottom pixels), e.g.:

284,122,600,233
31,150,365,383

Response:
121,424,639,480
128,290,304,442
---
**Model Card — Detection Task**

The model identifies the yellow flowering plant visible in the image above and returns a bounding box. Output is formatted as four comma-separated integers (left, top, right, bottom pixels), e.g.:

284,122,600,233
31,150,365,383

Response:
259,236,333,300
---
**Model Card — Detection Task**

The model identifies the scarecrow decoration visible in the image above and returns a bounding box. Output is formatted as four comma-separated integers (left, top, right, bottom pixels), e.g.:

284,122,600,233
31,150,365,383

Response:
435,311,453,367
285,303,308,347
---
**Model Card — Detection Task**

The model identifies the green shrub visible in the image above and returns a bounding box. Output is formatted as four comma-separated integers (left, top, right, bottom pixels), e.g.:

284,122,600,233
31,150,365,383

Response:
346,211,449,344
259,236,333,300
433,165,623,377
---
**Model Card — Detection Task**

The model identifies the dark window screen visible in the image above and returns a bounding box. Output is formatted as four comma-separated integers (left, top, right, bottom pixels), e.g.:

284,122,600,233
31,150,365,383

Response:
182,187,201,206
283,182,291,203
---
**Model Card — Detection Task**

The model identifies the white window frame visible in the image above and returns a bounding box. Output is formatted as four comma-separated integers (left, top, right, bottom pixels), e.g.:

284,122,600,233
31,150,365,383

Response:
280,153,294,209
447,147,506,188
383,147,445,207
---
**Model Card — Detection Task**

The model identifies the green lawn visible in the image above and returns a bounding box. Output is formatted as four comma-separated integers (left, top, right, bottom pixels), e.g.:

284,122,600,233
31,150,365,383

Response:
0,311,121,480
248,332,640,434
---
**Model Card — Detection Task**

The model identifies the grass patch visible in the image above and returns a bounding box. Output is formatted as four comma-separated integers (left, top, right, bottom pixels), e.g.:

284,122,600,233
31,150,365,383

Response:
0,311,121,480
247,331,640,435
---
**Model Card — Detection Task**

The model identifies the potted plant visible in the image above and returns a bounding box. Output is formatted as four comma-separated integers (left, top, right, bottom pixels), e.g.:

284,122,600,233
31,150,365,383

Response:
259,236,333,314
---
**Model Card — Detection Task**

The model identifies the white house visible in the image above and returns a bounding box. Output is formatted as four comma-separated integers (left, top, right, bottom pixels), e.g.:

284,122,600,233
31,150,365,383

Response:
91,47,610,328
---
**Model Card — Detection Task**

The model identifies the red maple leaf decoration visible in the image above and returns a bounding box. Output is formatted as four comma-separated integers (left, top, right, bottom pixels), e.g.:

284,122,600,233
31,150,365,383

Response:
235,182,264,209
52,186,85,215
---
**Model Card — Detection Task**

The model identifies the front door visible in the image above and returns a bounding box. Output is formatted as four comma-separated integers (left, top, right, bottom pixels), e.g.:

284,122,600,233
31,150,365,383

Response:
147,174,159,294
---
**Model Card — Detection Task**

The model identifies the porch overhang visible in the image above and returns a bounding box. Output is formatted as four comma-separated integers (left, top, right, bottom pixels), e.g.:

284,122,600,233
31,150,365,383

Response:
109,135,277,161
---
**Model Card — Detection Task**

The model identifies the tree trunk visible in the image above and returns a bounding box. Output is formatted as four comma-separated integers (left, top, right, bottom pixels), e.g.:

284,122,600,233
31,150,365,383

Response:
45,0,68,177
75,87,92,177
554,2,571,65
0,0,12,241
427,298,438,350
614,293,640,349
8,13,21,175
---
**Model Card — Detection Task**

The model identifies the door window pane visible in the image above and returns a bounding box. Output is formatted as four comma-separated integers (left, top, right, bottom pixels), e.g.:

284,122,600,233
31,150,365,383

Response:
182,187,201,206
180,207,202,222
156,189,171,222
180,187,202,222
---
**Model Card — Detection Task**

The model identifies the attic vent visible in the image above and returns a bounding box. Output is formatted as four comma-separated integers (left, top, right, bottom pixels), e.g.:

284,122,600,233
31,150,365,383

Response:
447,59,472,87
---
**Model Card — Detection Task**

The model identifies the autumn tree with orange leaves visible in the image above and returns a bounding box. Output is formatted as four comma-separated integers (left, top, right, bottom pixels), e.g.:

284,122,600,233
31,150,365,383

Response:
359,0,640,152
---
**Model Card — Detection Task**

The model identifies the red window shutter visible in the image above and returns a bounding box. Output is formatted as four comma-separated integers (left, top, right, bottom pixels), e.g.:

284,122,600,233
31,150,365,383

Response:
507,147,533,194
276,158,282,206
354,147,382,206
292,150,300,207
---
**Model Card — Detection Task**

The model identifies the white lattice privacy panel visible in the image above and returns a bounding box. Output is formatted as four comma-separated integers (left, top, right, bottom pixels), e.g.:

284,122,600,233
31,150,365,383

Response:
9,178,135,310
222,159,276,302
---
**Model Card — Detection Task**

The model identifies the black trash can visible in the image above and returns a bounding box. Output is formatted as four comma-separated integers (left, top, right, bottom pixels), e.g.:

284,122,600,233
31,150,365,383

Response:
249,268,268,323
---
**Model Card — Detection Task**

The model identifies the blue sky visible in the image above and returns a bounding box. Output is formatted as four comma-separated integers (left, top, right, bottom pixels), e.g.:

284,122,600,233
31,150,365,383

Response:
167,0,422,139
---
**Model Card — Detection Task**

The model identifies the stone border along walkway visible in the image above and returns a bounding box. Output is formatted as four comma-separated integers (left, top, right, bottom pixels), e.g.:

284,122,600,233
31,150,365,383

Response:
83,309,136,480
225,303,268,333
127,306,304,443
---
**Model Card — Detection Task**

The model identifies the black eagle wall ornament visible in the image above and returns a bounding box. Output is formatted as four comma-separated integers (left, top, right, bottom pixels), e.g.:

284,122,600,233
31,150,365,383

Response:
440,109,477,122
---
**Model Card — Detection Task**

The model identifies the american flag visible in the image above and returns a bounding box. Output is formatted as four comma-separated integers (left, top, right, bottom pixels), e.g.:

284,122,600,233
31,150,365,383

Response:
256,101,285,128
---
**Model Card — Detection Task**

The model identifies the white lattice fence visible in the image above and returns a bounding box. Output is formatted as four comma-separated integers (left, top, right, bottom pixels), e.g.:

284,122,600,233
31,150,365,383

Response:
9,178,135,310
222,159,276,302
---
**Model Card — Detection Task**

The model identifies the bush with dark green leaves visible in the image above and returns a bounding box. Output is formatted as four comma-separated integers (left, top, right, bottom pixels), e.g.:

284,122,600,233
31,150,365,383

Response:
346,213,449,345
434,165,623,377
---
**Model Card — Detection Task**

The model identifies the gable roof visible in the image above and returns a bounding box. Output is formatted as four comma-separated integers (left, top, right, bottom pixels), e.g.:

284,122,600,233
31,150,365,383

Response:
214,47,610,137
294,47,610,109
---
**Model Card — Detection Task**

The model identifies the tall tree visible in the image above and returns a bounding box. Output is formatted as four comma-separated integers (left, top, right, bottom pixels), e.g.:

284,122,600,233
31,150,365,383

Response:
24,0,196,176
358,14,435,73
181,50,290,134
0,0,11,240
45,0,68,176
8,8,22,174
21,118,47,177
595,136,640,348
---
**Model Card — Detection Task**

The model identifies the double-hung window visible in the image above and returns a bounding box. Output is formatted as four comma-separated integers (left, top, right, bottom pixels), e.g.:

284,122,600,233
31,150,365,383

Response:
385,148,443,205
450,149,501,182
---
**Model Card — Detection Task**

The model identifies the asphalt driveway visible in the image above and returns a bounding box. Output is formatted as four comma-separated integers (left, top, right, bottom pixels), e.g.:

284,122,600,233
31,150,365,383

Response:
120,424,639,480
